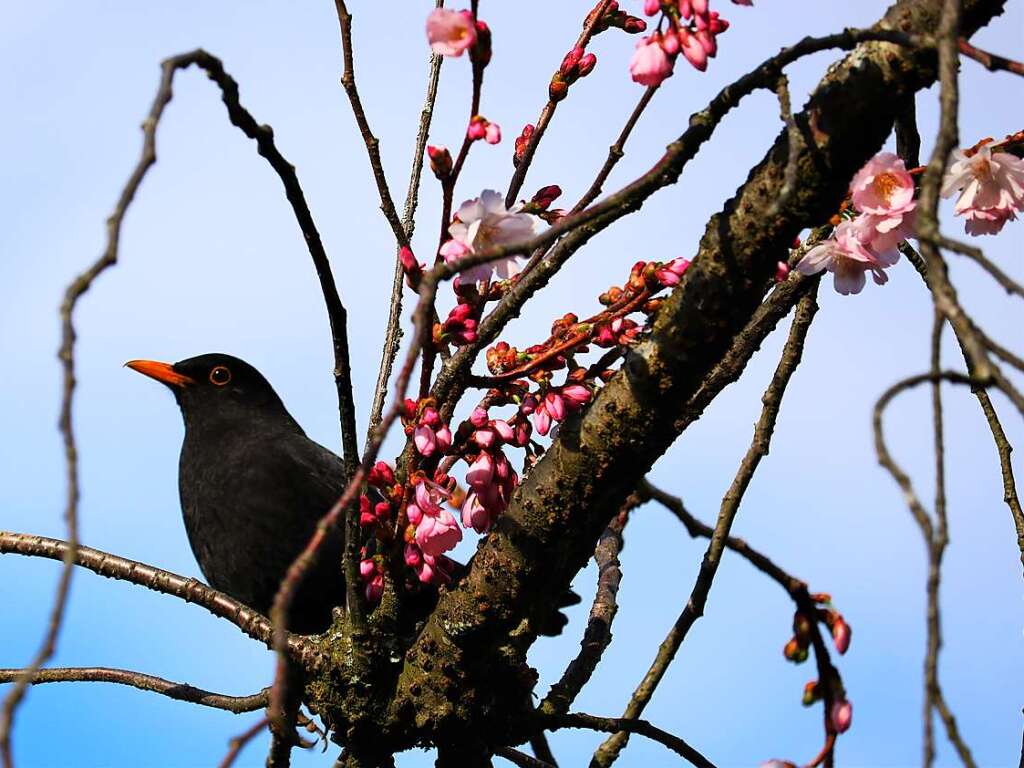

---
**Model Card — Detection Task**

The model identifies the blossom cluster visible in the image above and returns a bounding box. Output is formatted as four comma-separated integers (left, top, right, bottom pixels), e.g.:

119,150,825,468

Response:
630,0,752,85
942,142,1024,235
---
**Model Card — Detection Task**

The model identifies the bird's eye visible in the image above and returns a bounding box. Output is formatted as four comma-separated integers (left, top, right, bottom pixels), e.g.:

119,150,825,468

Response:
209,366,232,386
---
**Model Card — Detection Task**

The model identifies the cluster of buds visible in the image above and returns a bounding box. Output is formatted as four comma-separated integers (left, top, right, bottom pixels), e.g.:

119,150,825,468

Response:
467,115,501,145
403,400,453,458
463,443,520,533
523,385,592,436
549,45,598,102
631,0,740,84
360,461,403,534
435,301,480,347
521,184,566,224
588,0,648,34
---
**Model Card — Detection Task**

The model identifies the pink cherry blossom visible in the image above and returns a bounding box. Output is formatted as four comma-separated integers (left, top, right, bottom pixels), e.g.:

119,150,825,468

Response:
655,257,691,286
466,451,496,490
942,145,1024,235
426,9,477,57
795,219,898,295
441,190,541,283
629,35,674,86
484,122,501,145
849,153,917,240
405,543,454,586
461,491,494,533
408,481,462,557
360,558,384,603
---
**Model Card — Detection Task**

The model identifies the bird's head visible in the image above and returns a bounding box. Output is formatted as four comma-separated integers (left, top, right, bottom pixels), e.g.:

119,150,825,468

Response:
126,353,291,428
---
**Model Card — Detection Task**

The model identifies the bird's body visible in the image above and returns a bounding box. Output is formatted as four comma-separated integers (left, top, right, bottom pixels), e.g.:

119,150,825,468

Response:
128,354,346,634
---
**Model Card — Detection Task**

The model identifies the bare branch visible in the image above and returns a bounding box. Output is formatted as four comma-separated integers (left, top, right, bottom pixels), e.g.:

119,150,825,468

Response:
592,288,818,767
494,747,554,768
549,712,714,768
0,531,324,669
0,668,267,714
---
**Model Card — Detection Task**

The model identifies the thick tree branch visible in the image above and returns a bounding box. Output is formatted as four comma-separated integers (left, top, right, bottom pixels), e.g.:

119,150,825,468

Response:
0,532,324,669
391,2,1006,748
0,668,268,714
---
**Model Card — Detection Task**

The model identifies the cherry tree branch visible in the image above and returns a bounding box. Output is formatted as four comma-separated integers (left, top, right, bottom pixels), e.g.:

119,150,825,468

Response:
0,668,268,714
958,37,1024,76
0,532,324,669
218,717,270,768
591,287,818,767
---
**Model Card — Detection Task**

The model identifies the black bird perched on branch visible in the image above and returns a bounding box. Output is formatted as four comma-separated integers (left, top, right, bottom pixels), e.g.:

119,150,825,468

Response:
128,352,579,637
127,353,346,635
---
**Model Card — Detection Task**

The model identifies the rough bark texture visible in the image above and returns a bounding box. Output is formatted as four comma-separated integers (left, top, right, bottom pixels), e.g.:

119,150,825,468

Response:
365,0,1006,753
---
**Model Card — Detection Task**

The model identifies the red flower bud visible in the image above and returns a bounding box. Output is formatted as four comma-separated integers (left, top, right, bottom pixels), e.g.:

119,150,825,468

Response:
577,53,598,77
427,145,452,179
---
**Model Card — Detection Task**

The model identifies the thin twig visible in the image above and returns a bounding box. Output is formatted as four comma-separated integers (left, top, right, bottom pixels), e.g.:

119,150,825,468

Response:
958,37,1024,77
366,1,446,446
550,712,714,768
332,0,410,248
0,668,268,714
0,531,324,669
505,0,618,207
218,717,270,768
529,734,558,768
591,288,818,767
771,73,802,214
571,85,659,214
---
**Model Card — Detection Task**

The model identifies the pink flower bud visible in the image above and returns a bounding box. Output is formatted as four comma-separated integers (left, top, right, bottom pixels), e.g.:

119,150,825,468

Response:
629,35,675,86
427,145,452,179
831,615,852,654
560,46,585,76
696,29,717,57
775,261,790,283
830,700,853,733
643,0,660,15
467,116,487,141
359,559,375,579
435,425,453,453
470,406,489,427
374,501,391,521
545,391,567,421
660,31,680,56
484,122,502,145
679,28,708,71
473,428,497,450
561,384,592,406
466,452,495,489
624,16,648,33
577,53,597,77
404,543,422,568
414,424,437,457
492,419,515,442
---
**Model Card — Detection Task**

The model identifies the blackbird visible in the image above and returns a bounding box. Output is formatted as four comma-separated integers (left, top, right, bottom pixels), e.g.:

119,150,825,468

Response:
128,353,579,637
127,353,346,634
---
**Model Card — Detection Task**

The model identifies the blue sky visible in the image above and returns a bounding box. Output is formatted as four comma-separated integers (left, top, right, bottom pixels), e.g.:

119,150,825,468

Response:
1,2,1022,766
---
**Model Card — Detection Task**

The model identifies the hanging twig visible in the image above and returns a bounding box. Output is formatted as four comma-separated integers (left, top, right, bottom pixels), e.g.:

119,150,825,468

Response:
591,288,818,767
549,712,714,768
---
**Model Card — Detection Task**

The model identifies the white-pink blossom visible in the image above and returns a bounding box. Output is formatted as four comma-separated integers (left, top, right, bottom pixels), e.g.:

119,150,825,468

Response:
942,145,1024,235
426,9,477,57
440,190,541,283
850,152,917,237
795,219,899,295
629,35,674,86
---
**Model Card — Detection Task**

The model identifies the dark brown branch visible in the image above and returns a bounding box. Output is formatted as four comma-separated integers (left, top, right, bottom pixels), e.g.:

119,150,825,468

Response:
494,747,553,768
772,73,802,213
366,2,445,445
591,288,818,767
504,0,618,207
0,531,323,669
219,717,270,768
958,37,1024,76
549,713,713,768
0,668,268,714
540,497,635,716
895,95,922,167
528,734,558,768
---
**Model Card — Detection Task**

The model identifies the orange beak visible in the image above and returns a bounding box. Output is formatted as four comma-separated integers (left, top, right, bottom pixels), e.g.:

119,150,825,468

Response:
125,359,196,388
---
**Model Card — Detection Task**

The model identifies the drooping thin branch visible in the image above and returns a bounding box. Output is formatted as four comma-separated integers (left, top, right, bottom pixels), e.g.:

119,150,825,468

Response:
0,531,324,669
528,734,558,768
958,37,1024,76
366,1,446,446
592,288,818,767
218,717,270,768
550,713,714,768
0,668,268,714
975,389,1024,568
505,0,618,207
916,0,993,383
872,364,979,768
